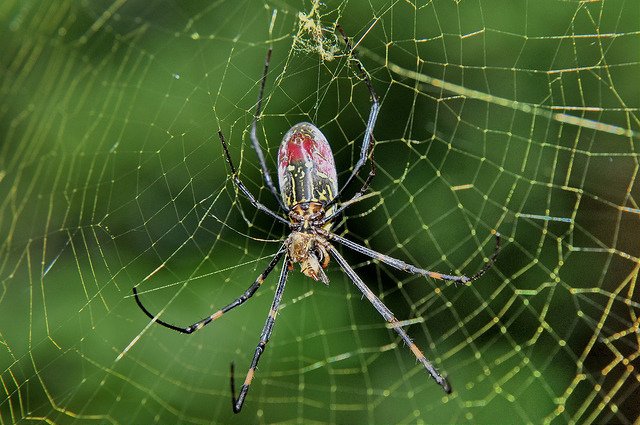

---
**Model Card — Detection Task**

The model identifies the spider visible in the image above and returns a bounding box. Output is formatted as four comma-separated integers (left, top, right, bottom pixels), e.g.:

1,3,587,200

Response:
133,26,500,413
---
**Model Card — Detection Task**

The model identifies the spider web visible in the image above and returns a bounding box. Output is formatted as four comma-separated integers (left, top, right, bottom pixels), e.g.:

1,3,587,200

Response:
1,0,639,423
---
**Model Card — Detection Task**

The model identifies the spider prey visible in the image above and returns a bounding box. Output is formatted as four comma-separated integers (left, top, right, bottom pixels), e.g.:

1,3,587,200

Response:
133,27,501,413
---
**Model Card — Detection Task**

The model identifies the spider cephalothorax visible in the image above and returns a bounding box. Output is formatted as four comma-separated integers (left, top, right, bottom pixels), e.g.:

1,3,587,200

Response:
286,230,330,284
133,26,500,414
286,202,332,284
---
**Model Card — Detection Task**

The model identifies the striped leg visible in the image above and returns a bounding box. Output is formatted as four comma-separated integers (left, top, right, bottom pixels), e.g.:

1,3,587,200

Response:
249,47,288,212
133,245,286,334
320,141,376,224
326,25,380,208
329,246,452,393
218,130,290,226
325,231,501,284
231,253,290,413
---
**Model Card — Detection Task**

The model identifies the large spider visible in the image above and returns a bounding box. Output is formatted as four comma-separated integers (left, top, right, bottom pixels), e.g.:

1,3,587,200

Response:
133,27,500,413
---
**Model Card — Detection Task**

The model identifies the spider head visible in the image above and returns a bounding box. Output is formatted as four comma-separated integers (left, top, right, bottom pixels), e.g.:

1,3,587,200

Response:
288,202,328,231
286,231,330,285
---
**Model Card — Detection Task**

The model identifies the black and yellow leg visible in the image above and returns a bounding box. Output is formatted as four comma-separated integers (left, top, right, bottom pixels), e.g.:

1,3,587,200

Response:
326,26,380,208
329,246,452,393
133,245,286,334
248,47,289,212
326,231,501,284
218,130,289,226
231,254,290,413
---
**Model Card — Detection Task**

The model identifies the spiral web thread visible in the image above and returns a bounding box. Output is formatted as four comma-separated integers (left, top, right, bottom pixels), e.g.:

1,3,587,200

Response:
0,1,638,424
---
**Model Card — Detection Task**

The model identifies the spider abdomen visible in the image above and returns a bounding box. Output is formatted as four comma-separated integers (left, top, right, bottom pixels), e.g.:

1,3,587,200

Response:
277,123,338,209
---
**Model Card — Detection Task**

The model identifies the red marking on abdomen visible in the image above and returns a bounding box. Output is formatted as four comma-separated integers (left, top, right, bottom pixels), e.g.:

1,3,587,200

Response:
277,123,339,206
285,134,314,163
279,132,334,176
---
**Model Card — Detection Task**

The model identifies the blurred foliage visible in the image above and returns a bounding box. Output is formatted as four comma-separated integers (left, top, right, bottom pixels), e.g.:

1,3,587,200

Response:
1,0,638,424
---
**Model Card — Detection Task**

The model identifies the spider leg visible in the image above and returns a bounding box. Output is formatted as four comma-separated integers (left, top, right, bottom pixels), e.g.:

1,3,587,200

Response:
218,130,289,226
250,47,289,212
231,253,290,413
327,25,380,208
321,140,376,224
324,231,501,284
328,246,451,393
133,245,287,334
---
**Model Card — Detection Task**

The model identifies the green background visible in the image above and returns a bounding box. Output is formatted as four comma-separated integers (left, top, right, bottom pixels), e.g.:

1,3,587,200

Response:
1,1,638,424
